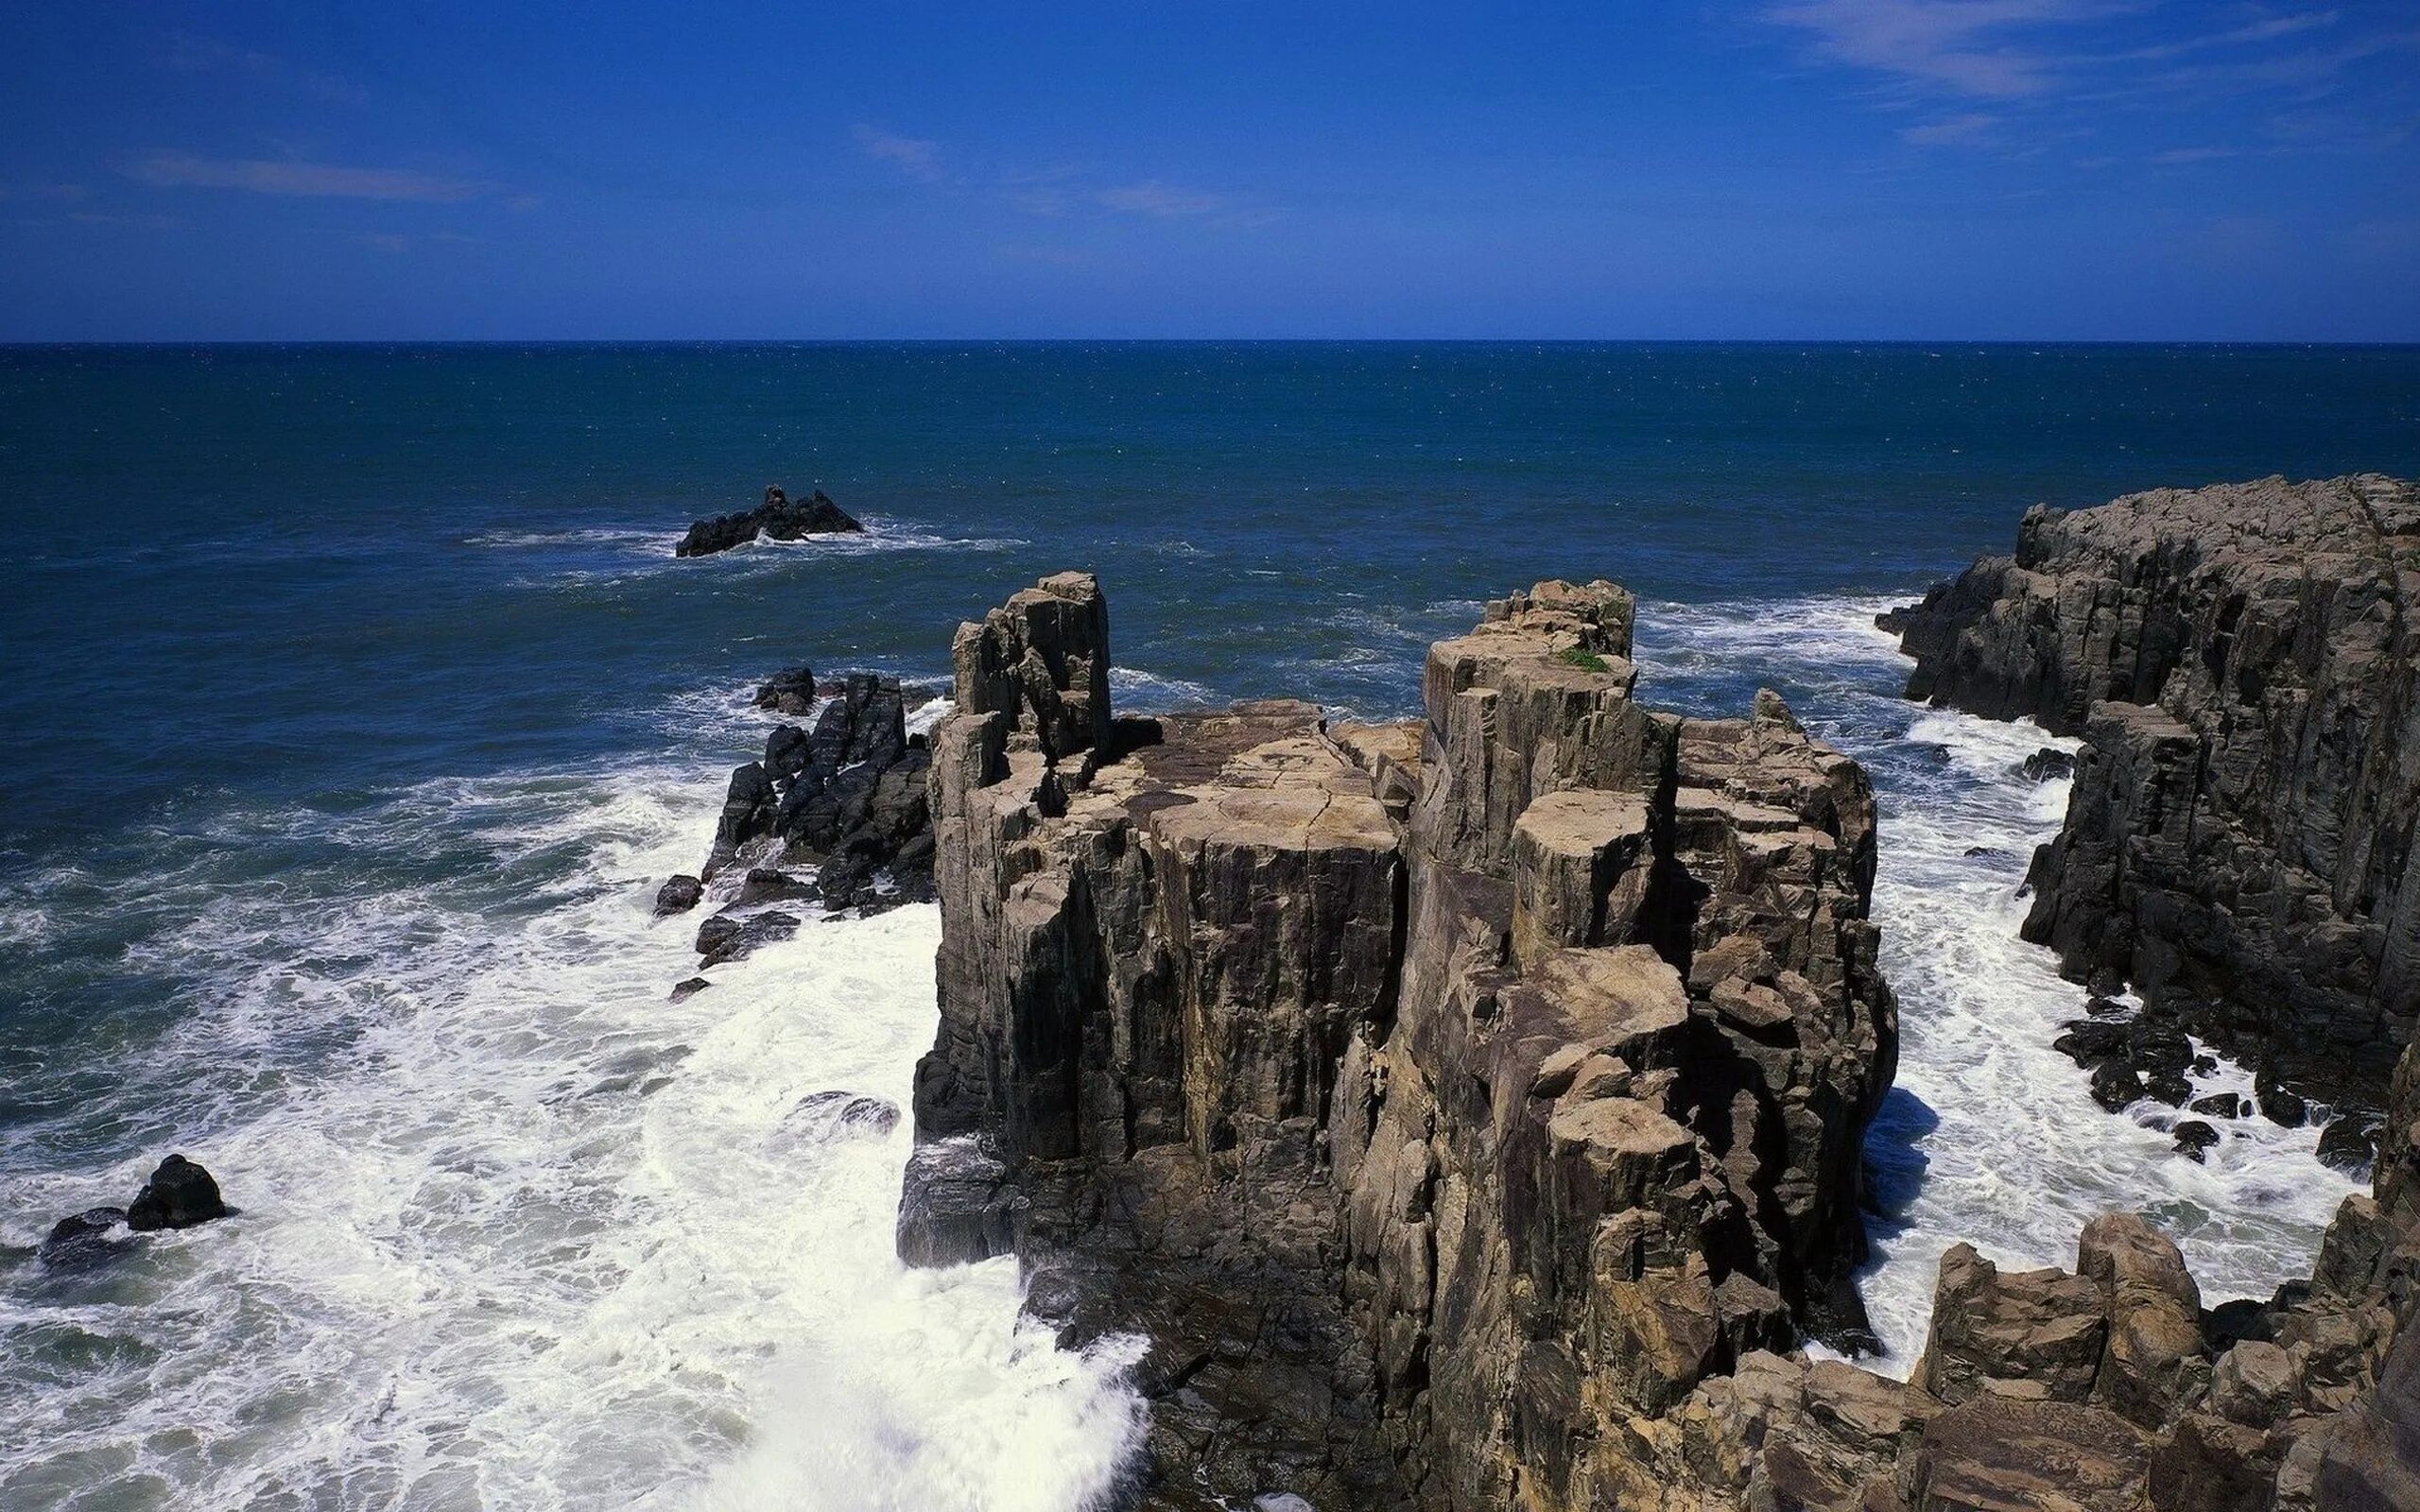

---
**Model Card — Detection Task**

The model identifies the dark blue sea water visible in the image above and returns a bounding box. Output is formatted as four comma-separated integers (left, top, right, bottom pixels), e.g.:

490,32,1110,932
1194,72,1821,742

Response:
3,342,2415,1510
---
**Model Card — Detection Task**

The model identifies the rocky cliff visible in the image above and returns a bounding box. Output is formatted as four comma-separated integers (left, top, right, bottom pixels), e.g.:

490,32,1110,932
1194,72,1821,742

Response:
904,572,1897,1506
901,567,2420,1510
1882,474,2420,1113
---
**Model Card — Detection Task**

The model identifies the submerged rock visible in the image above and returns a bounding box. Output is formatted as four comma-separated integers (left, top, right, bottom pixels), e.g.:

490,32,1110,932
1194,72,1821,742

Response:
694,909,800,966
668,976,710,1004
2173,1120,2221,1161
675,486,864,557
38,1207,130,1268
2317,1116,2380,1173
125,1155,229,1232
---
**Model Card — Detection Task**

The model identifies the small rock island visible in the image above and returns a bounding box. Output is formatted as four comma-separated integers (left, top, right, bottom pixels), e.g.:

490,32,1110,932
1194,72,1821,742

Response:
674,485,865,557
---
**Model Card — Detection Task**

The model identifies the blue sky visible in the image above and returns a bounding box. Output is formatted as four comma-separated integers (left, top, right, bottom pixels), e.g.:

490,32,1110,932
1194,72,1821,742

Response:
2,3,2415,340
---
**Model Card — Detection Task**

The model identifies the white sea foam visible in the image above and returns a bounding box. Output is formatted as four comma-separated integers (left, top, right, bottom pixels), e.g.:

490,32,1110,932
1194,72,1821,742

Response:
0,758,1141,1510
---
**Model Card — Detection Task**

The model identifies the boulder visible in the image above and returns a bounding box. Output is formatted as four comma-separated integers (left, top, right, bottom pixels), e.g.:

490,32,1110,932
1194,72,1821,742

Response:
2318,1116,2382,1173
1915,1242,2108,1406
753,664,819,714
653,873,703,916
2017,747,2076,782
125,1155,230,1231
2173,1121,2220,1161
668,976,711,1004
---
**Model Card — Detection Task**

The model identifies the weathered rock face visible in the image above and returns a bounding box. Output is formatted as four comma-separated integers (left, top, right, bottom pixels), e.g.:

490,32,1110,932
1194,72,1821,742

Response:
904,572,1898,1508
1883,474,2420,1105
694,671,937,913
674,485,864,557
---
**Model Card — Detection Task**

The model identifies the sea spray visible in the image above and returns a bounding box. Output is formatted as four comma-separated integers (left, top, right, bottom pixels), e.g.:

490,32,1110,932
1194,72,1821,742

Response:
0,757,1141,1511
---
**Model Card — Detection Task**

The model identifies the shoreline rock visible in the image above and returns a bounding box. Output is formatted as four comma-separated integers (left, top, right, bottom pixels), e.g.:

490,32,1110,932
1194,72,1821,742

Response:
892,566,2420,1511
674,486,865,557
902,572,1897,1506
1880,473,2420,1114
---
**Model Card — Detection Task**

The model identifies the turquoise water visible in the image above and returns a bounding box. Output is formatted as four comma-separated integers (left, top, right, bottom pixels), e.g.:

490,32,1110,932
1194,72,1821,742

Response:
2,342,2414,1509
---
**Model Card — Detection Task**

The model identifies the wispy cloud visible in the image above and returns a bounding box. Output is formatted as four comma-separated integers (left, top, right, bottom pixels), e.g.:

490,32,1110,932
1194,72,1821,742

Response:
1094,180,1231,218
1765,0,2103,99
1769,2,2416,160
125,153,493,202
852,125,947,183
1901,112,2001,146
2149,146,2237,164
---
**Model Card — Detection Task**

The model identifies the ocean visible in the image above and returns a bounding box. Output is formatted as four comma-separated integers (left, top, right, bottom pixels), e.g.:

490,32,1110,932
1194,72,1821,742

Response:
4,341,2416,1510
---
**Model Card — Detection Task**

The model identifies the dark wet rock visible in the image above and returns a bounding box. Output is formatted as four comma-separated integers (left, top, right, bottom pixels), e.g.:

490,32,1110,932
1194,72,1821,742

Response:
668,976,710,1003
126,1155,229,1232
2146,1071,2193,1108
1964,844,2005,858
676,486,864,557
2017,747,2077,782
1883,473,2420,1113
753,664,818,715
702,763,778,880
793,1090,902,1138
653,873,703,916
764,724,812,782
694,909,800,966
2173,1121,2221,1161
2256,1076,2309,1129
2090,1060,2145,1111
2191,1091,2244,1119
38,1208,130,1267
2056,1018,2130,1067
894,1137,1025,1267
735,868,816,906
2317,1115,2381,1173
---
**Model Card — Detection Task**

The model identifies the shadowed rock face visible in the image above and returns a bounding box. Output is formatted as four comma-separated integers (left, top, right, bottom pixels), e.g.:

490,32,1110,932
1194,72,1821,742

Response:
903,572,1900,1508
1881,473,2420,1106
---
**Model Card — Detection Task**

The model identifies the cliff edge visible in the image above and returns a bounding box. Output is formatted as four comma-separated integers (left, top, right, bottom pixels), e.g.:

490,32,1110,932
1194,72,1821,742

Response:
1882,473,2420,1113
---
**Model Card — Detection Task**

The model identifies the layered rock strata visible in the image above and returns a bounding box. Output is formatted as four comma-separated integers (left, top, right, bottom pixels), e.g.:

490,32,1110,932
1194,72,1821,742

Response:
903,572,1899,1507
1882,474,2420,1110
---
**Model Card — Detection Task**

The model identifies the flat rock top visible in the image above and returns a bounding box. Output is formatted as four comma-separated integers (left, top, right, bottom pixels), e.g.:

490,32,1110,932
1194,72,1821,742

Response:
1078,704,1397,855
1515,788,1651,857
2029,472,2419,579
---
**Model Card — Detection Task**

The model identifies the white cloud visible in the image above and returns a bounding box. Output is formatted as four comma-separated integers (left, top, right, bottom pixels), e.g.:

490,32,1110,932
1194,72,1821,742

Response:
852,125,947,183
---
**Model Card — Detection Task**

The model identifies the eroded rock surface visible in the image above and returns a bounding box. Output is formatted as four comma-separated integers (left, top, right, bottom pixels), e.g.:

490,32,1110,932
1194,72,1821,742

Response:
902,565,2420,1510
1882,473,2420,1106
903,573,1898,1507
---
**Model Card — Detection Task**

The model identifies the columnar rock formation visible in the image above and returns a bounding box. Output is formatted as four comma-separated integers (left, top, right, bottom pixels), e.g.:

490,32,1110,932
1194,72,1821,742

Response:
904,572,1900,1506
900,566,2420,1509
1881,474,2420,1109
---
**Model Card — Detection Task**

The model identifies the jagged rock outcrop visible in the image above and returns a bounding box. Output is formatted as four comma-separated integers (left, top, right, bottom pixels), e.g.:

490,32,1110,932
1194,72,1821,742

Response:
903,573,1897,1507
674,485,864,557
1882,474,2420,1107
692,671,937,916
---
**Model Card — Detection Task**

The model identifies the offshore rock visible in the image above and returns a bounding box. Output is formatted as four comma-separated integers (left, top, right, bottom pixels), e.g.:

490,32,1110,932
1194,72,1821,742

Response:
1883,474,2420,1108
125,1154,230,1231
903,572,1896,1508
675,486,864,557
654,873,703,916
